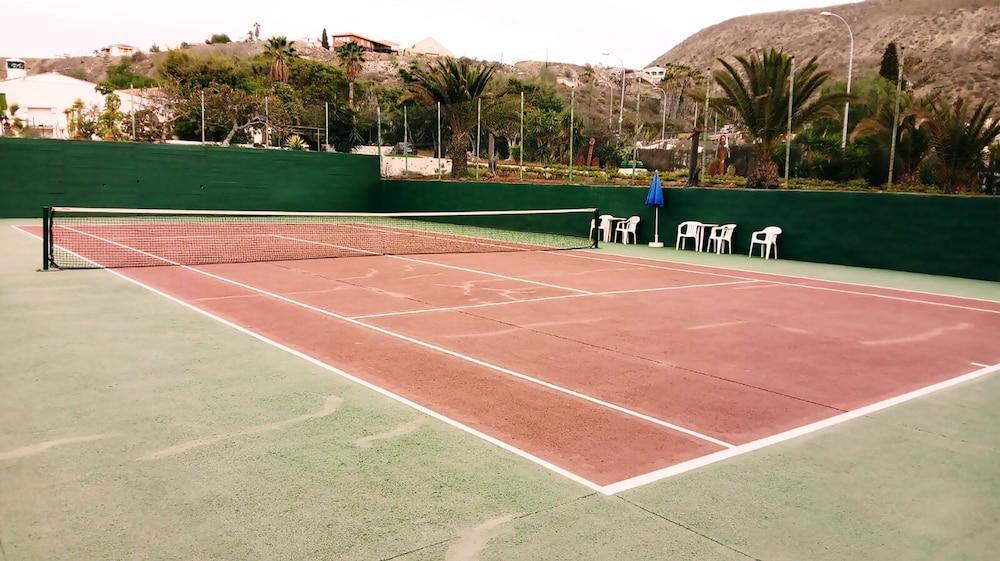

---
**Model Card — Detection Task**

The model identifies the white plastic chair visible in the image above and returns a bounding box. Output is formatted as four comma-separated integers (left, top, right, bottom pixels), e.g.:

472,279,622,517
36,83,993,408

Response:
588,214,614,243
675,221,702,250
707,224,736,254
615,216,641,244
749,226,782,259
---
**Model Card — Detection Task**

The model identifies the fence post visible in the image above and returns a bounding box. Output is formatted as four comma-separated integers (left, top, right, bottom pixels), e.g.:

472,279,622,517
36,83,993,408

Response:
200,90,205,144
377,105,383,177
784,57,794,187
520,92,525,182
888,49,905,189
437,101,442,180
475,98,481,180
403,104,409,177
569,87,574,182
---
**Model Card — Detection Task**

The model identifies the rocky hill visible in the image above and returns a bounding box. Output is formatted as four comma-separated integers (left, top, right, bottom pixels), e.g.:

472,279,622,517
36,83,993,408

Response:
649,0,999,101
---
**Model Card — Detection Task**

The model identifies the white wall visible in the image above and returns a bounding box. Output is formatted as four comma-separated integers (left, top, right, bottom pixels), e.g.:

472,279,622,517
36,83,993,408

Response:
1,73,148,138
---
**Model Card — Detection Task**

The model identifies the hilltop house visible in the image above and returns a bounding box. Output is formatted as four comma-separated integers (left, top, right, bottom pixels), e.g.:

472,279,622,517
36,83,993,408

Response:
641,66,666,84
99,44,138,57
331,33,398,53
1,68,149,138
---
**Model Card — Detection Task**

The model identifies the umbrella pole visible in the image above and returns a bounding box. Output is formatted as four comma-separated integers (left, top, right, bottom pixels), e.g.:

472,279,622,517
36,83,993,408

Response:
649,207,664,248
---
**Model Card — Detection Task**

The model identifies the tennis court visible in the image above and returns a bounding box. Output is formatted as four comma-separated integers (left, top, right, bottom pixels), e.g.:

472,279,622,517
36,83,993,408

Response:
15,207,1000,494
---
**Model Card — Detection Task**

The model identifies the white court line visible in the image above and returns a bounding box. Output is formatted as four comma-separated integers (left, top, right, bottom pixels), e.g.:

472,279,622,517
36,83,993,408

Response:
689,321,747,331
971,362,990,368
392,255,592,295
576,249,1000,305
54,226,734,450
11,225,605,493
270,232,593,295
601,362,1000,495
350,280,758,320
562,251,1000,315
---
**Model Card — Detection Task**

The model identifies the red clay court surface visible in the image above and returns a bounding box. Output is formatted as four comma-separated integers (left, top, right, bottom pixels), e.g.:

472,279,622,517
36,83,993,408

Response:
17,224,1000,494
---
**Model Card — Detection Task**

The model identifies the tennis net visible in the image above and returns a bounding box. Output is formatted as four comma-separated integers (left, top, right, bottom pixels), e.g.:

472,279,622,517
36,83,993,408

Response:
42,206,600,269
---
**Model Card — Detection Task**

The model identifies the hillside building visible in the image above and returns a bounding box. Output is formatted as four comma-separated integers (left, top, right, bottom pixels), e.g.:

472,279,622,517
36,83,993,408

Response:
1,67,149,138
99,44,138,57
331,33,398,53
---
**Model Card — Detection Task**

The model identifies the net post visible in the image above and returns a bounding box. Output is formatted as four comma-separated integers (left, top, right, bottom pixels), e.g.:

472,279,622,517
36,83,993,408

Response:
591,208,600,249
41,206,52,270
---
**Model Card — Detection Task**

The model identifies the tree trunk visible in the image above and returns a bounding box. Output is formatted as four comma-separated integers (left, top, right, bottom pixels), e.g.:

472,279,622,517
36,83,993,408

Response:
221,118,239,147
747,146,780,188
348,81,355,109
448,131,468,178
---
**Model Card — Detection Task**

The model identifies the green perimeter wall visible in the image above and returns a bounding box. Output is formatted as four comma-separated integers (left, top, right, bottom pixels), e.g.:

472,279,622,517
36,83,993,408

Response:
380,180,1000,282
0,138,379,217
1,138,995,281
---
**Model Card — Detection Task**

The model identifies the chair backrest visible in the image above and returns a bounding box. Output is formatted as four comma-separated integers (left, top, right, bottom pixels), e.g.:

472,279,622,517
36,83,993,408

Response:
598,215,613,229
721,224,736,241
625,216,640,232
678,220,701,235
763,226,782,237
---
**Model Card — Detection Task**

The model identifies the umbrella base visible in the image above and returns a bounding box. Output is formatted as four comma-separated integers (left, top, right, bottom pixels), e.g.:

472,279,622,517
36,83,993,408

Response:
648,242,665,248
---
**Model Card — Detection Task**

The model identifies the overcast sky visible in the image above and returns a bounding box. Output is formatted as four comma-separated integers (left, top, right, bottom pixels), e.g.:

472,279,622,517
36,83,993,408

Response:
3,0,860,67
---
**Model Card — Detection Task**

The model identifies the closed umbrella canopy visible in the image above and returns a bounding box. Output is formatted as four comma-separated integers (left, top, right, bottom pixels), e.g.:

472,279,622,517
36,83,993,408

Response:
645,171,664,207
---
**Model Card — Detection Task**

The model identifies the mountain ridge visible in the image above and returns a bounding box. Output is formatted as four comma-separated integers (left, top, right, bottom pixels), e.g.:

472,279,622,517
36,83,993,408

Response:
649,0,998,100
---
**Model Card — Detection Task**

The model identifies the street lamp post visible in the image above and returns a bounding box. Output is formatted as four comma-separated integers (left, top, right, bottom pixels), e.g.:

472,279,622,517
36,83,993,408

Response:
820,11,854,149
603,52,626,135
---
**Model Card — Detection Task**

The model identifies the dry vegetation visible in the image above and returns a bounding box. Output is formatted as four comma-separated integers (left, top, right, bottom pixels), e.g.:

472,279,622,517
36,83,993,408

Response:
650,0,999,102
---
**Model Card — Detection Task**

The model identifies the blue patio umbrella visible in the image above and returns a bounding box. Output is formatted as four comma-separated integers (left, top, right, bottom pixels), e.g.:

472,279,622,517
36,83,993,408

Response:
645,171,665,247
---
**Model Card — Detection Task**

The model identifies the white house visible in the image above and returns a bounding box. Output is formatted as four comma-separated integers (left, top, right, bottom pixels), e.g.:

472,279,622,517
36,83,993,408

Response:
1,69,150,138
641,66,666,84
99,44,138,57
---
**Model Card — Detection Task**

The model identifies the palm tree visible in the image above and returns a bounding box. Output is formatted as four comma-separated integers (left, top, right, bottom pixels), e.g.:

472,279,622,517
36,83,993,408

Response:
265,36,297,82
710,49,848,188
920,97,999,193
406,58,498,177
853,97,930,185
335,41,366,108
